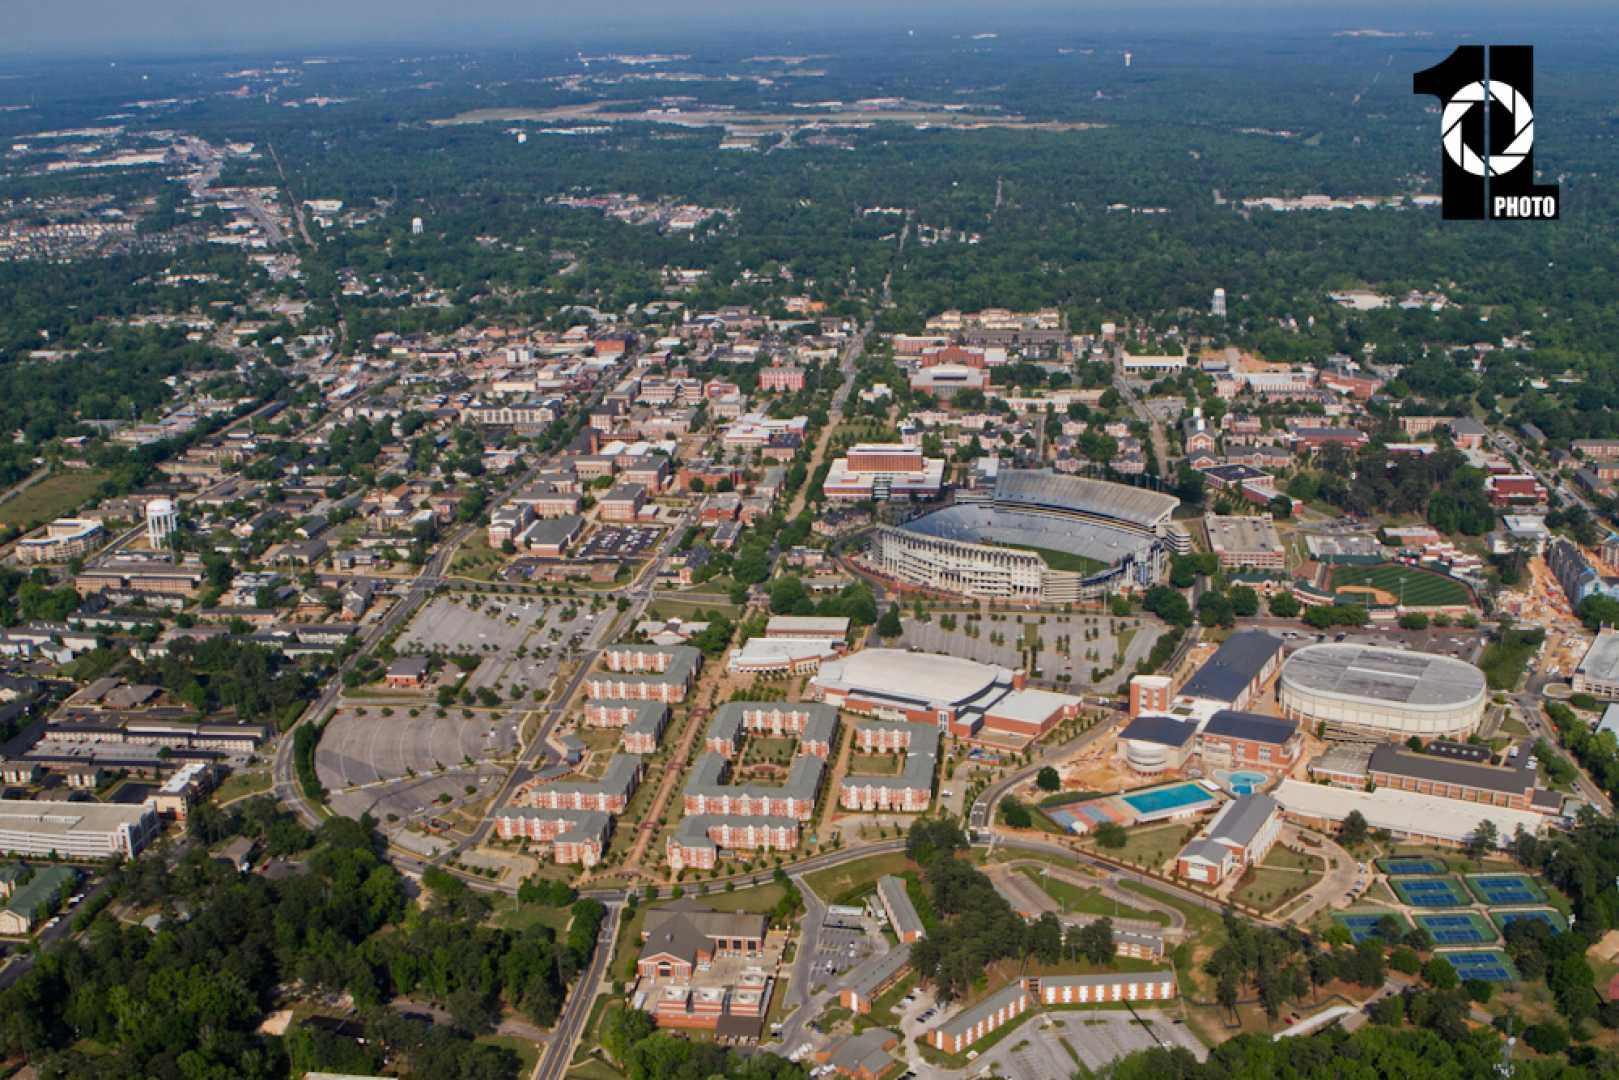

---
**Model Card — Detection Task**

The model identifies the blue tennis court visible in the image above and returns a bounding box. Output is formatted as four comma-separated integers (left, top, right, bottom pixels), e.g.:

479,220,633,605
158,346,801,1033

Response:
1441,950,1517,983
1380,857,1446,876
1336,912,1410,943
1392,876,1470,907
1467,874,1545,905
1493,909,1567,933
1414,912,1495,945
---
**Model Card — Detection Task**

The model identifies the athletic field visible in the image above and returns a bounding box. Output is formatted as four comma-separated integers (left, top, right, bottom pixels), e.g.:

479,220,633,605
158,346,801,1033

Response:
1327,563,1473,608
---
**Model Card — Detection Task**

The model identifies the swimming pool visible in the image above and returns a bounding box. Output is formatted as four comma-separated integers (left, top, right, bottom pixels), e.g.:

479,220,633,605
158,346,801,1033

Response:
1227,770,1268,795
1121,782,1217,816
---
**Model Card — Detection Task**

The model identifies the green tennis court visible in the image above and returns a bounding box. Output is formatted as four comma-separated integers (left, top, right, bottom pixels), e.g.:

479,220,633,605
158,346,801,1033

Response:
1465,873,1545,905
1392,876,1470,907
1414,911,1496,945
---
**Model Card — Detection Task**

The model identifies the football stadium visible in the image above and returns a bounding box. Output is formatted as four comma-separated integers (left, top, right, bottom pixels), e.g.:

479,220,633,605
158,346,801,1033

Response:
866,470,1179,603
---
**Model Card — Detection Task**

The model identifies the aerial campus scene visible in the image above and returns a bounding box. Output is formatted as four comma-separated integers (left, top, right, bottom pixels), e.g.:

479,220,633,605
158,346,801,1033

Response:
0,2,1618,1079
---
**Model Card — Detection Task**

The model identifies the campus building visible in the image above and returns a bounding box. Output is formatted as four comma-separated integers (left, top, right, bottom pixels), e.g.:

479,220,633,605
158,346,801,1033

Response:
491,807,611,865
823,444,948,502
840,945,913,1014
1365,743,1549,812
876,874,926,943
839,723,940,813
811,649,1079,745
1572,628,1619,699
1175,792,1283,885
0,800,159,860
1174,630,1285,715
583,700,670,754
513,754,642,813
586,645,701,703
1277,643,1487,739
1028,971,1176,1007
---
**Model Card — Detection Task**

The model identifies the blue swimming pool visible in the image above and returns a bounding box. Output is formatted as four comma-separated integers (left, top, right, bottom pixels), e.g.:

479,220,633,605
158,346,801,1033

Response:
1228,770,1268,795
1122,783,1216,816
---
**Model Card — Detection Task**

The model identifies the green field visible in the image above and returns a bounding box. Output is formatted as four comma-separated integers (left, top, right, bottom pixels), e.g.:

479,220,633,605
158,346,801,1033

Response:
1327,563,1472,608
0,469,109,530
999,543,1108,576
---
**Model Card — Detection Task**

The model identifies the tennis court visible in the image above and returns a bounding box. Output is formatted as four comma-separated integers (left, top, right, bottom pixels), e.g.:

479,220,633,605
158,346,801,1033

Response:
1466,874,1545,905
1492,909,1567,933
1379,856,1446,876
1336,911,1411,943
1414,911,1496,945
1392,876,1470,907
1440,949,1517,983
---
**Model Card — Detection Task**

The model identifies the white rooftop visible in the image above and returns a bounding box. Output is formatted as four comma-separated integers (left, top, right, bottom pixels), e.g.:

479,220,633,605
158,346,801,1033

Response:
814,648,1012,708
1272,778,1544,846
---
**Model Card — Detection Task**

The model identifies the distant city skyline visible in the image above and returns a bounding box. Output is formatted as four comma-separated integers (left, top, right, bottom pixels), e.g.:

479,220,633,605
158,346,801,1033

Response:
5,0,1612,60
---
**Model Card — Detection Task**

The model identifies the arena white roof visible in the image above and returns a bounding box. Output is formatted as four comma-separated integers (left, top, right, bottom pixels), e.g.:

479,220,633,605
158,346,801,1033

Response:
993,469,1178,530
1272,779,1544,847
814,648,1012,708
1280,643,1485,711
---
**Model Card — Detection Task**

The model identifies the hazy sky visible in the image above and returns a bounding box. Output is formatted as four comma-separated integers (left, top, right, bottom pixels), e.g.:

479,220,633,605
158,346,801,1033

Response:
7,0,1609,57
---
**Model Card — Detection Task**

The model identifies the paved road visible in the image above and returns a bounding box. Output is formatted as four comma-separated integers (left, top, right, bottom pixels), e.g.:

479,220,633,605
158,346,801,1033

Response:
775,870,828,1052
534,900,620,1080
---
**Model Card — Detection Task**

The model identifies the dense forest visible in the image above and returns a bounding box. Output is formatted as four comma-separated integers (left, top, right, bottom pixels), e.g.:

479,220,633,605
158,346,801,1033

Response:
0,809,596,1080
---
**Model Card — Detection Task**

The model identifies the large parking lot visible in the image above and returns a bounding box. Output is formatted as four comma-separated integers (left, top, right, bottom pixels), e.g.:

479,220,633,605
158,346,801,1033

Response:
395,594,595,696
974,1011,1206,1080
899,614,1162,694
317,705,517,829
576,524,662,561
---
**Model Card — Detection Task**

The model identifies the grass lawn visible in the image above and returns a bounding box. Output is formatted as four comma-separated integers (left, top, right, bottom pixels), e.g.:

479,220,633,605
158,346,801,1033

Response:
1018,867,1170,926
1261,846,1324,874
479,1033,539,1075
487,894,573,935
567,1060,626,1080
569,997,628,1076
742,736,799,767
804,851,920,905
451,532,504,581
646,597,742,622
1233,866,1318,913
856,972,918,1032
700,881,787,914
611,906,651,982
1085,822,1191,873
847,752,903,777
214,769,272,804
1115,880,1226,999
0,469,108,529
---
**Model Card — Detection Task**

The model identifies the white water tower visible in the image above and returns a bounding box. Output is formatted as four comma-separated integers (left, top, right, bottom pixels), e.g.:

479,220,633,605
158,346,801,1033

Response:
411,216,424,236
146,497,178,548
1124,51,1133,67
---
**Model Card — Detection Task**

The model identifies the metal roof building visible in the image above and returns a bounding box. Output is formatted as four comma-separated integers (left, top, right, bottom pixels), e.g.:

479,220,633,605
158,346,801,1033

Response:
1278,643,1486,739
1178,630,1284,708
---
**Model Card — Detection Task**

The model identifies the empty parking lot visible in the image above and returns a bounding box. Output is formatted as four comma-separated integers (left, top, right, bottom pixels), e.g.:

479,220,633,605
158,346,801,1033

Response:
976,1011,1206,1080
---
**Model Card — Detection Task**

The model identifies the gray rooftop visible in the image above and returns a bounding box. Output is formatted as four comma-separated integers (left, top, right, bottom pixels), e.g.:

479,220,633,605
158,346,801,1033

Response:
1203,710,1299,746
1577,630,1619,684
1179,630,1284,704
537,754,642,802
934,981,1030,1040
845,722,940,795
842,942,913,1000
1118,714,1198,748
877,874,925,940
1368,743,1534,796
1281,643,1486,710
1205,792,1280,849
684,752,826,804
1204,514,1283,556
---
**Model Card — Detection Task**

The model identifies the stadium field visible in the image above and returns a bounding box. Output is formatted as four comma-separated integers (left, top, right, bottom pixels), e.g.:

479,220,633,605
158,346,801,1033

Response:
1327,563,1473,608
998,543,1108,575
